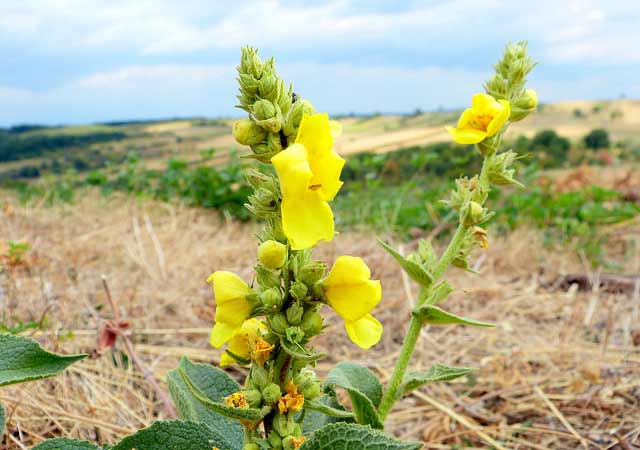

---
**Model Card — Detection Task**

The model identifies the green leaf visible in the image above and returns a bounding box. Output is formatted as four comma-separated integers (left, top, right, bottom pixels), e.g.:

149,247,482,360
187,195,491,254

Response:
31,438,99,449
177,366,269,422
0,403,4,440
111,420,220,450
300,423,422,450
379,240,433,287
425,281,454,305
414,305,495,327
167,357,243,450
280,339,326,362
324,362,383,429
399,363,474,398
305,399,355,419
302,395,354,434
0,334,86,387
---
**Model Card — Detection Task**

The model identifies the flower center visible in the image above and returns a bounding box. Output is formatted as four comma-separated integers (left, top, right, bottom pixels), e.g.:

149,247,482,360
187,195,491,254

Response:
469,113,493,131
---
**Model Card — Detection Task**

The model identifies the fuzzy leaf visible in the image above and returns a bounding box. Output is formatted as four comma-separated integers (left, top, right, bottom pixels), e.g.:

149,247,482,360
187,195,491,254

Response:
303,395,354,434
111,420,220,450
0,403,4,440
167,357,243,450
31,438,99,449
324,362,383,429
305,398,356,419
280,339,326,362
414,305,495,327
178,366,269,422
300,423,422,450
399,364,474,397
0,334,86,387
379,240,433,287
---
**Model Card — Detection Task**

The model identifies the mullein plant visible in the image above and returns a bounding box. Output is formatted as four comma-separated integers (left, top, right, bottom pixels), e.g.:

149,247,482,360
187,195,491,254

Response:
1,42,536,450
191,42,537,450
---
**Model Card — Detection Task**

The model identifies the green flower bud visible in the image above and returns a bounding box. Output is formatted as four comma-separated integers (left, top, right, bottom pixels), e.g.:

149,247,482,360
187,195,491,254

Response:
286,326,305,343
233,119,268,146
262,383,282,404
282,98,314,137
273,414,296,436
258,240,288,269
293,369,313,389
270,312,289,335
268,431,283,449
289,280,308,301
267,131,284,153
244,389,263,408
255,264,281,289
463,201,485,227
258,71,278,101
510,88,538,122
239,46,263,79
300,310,323,336
251,365,269,389
238,73,260,96
487,150,522,186
277,79,293,115
302,381,322,400
286,303,304,325
260,287,283,311
251,99,277,121
243,443,260,450
297,261,326,286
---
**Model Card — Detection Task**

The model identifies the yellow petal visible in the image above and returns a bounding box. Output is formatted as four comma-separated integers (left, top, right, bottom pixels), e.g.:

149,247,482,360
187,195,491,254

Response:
295,113,333,159
445,126,487,145
219,352,235,367
471,93,494,113
272,143,312,199
208,271,251,305
281,191,334,250
345,314,383,349
309,149,345,202
325,256,381,322
486,99,510,137
210,322,237,348
456,108,474,128
215,297,252,327
329,120,343,138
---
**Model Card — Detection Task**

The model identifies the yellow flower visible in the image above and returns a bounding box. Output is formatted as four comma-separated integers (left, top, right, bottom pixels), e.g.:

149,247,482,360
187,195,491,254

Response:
218,319,264,367
208,271,253,348
277,380,305,414
446,93,510,144
225,391,249,409
324,256,382,349
271,113,345,250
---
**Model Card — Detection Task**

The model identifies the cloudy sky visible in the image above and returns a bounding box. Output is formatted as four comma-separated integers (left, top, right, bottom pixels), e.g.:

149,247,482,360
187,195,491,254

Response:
1,0,638,126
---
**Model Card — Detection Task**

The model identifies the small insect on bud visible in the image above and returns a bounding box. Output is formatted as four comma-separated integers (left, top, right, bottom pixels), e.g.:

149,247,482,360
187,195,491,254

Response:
262,383,282,404
258,240,288,269
233,119,267,146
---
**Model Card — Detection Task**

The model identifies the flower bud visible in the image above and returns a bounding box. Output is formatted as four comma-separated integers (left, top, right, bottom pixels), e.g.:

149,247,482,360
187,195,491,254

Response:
244,389,263,408
267,132,284,154
463,201,484,227
262,383,282,404
239,47,263,79
260,287,283,311
233,119,268,146
282,99,314,137
289,280,308,301
297,261,326,286
293,369,312,389
269,312,289,335
299,310,323,336
268,431,282,448
258,240,288,269
238,73,259,96
273,414,296,436
258,71,278,101
243,443,260,450
510,88,538,122
277,79,293,115
472,226,489,249
286,303,304,325
251,365,269,389
286,326,304,343
255,264,281,289
302,381,321,400
251,99,277,121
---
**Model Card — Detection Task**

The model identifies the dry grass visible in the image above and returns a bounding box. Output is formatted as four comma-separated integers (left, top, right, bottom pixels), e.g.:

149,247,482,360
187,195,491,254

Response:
1,192,639,449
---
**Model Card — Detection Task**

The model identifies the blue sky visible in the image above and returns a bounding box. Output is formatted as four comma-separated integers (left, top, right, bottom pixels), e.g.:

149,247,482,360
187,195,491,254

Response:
1,0,639,126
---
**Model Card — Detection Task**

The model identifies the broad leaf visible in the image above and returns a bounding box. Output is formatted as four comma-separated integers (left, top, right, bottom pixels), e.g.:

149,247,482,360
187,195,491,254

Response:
324,362,383,429
31,438,99,449
280,339,325,362
302,395,354,434
0,334,86,387
305,398,355,419
167,357,243,449
414,305,495,327
178,366,270,422
399,363,474,398
111,420,220,450
300,423,422,450
0,403,4,439
425,281,454,305
379,240,433,287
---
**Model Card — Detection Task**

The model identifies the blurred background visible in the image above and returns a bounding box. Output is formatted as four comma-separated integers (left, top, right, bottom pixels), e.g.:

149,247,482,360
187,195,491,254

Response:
1,1,640,449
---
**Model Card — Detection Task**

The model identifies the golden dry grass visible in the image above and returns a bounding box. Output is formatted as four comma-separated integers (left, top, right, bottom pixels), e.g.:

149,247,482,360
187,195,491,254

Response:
1,192,639,449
